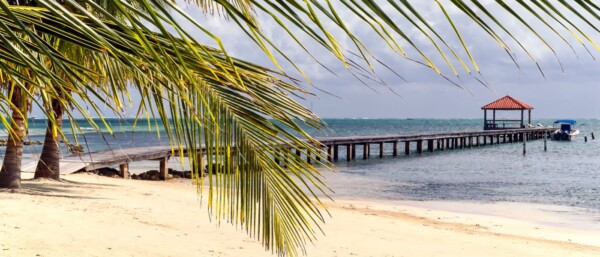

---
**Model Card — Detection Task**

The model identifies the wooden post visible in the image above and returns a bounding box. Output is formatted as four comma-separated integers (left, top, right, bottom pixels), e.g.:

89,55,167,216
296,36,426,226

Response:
523,134,527,155
544,132,547,152
496,135,500,145
379,142,384,158
316,149,321,162
453,138,458,149
393,142,398,156
417,140,423,154
521,109,524,128
483,109,487,129
528,109,531,126
333,145,339,161
346,144,352,161
460,137,465,149
351,144,356,160
274,150,281,166
159,157,168,180
198,153,206,175
476,136,480,147
363,144,370,160
520,133,524,142
119,163,129,179
427,140,434,152
327,146,333,162
592,132,595,140
405,141,410,155
306,150,312,164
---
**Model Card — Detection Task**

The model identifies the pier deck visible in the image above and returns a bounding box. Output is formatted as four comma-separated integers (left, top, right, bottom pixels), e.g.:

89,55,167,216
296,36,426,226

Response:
21,127,556,179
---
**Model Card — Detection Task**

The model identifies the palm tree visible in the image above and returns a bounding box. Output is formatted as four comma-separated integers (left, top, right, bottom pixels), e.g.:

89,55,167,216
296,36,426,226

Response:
33,94,64,179
2,0,600,256
0,81,27,189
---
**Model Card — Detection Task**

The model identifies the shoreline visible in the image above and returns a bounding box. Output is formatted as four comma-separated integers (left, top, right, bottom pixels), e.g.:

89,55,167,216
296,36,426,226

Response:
2,173,599,256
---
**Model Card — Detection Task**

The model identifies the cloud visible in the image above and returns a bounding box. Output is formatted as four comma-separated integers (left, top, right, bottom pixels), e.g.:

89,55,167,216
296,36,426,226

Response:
50,1,600,120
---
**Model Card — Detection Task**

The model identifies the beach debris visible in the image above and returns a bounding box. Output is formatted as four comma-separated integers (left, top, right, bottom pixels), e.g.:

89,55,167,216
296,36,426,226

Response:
132,170,161,180
168,168,192,179
83,165,221,181
96,167,121,177
67,143,85,154
77,167,121,178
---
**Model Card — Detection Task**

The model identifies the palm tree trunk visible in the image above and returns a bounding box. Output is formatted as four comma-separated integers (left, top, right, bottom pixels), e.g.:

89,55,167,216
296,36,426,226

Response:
34,98,64,179
0,87,25,189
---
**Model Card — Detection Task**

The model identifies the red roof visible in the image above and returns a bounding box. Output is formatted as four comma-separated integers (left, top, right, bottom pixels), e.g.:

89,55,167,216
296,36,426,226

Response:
481,95,533,110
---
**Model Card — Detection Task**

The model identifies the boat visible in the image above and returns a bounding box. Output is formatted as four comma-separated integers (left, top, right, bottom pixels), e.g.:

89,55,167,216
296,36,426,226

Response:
551,119,579,141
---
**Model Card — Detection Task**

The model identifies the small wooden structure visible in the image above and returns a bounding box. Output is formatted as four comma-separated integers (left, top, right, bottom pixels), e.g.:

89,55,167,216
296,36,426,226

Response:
482,95,533,130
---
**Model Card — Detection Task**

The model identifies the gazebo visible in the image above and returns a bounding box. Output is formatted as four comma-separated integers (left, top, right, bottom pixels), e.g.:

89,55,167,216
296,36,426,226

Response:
481,95,533,130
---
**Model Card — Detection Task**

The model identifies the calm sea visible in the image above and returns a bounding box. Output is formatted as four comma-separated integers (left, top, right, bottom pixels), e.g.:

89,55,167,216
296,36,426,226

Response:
11,118,600,213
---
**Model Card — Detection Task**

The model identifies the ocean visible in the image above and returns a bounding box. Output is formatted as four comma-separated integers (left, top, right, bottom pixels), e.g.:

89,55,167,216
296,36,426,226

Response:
10,118,600,214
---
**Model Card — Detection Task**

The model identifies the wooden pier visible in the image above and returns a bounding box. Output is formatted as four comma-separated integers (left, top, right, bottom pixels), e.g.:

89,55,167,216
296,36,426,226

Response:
21,127,556,179
315,127,555,162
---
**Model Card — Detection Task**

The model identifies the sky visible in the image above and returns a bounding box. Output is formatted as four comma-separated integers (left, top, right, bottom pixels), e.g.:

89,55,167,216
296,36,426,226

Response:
188,1,600,119
47,1,600,120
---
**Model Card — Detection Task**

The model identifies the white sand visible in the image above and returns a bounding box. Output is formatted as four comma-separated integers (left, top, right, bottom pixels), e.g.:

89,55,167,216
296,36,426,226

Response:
1,173,599,257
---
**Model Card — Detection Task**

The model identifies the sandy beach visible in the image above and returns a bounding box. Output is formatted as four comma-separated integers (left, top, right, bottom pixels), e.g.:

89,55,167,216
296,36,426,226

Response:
0,172,598,257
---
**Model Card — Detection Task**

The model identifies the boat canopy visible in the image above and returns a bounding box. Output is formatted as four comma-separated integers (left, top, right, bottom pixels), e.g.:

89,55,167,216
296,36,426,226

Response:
553,119,576,125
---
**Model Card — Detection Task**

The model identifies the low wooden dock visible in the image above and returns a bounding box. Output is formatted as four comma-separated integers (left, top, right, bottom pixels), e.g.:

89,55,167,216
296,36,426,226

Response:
315,127,556,162
21,127,556,179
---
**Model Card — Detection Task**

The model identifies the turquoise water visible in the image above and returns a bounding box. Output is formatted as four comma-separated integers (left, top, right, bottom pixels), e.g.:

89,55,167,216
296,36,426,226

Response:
10,118,600,212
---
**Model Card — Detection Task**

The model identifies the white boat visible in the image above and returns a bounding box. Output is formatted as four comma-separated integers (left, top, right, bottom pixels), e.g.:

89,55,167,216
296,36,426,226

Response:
551,120,579,141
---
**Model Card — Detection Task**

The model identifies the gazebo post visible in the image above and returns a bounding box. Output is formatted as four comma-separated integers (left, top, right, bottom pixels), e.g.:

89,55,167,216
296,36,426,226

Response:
528,109,531,125
521,109,524,128
483,110,487,129
493,110,496,128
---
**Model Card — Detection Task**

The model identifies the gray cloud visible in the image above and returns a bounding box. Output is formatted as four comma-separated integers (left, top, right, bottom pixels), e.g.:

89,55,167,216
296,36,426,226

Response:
46,1,600,120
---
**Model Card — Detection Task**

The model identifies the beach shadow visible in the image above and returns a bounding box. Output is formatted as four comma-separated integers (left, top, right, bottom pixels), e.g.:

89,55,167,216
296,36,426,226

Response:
1,178,121,200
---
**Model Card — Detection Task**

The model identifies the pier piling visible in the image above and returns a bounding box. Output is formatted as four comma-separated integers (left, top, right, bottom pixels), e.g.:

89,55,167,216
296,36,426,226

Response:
346,144,353,161
523,135,527,155
333,145,339,161
544,133,547,152
119,163,129,179
159,157,168,180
